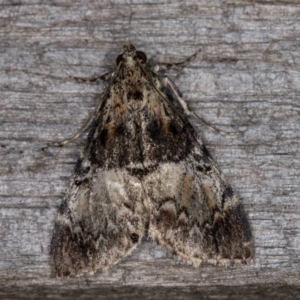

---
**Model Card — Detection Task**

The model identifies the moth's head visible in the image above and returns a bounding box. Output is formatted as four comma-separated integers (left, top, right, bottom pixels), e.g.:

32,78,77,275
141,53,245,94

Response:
116,44,147,66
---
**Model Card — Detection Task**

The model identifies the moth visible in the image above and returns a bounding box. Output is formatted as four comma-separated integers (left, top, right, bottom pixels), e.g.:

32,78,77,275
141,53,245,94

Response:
51,44,253,277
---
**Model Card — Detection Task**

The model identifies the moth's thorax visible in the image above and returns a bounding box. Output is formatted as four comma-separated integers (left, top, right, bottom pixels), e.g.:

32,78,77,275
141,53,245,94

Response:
122,56,138,68
121,61,145,84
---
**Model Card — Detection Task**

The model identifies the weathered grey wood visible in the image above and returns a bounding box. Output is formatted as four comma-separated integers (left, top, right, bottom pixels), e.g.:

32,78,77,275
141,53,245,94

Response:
1,0,299,298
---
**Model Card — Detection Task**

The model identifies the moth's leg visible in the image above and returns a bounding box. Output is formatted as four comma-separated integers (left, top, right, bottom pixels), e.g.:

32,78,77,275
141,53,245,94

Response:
42,111,95,152
152,49,240,137
65,70,115,83
43,71,116,150
163,76,240,137
153,49,201,73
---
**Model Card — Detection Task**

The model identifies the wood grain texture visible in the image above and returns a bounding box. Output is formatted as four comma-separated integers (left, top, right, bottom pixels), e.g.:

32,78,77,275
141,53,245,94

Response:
1,0,299,298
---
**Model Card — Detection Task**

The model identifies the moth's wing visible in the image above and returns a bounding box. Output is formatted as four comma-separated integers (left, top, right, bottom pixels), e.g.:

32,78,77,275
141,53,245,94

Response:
51,165,147,277
144,149,253,266
143,76,253,266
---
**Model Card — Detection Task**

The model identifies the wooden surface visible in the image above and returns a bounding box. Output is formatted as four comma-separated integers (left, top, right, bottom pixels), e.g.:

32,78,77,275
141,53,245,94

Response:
1,0,300,298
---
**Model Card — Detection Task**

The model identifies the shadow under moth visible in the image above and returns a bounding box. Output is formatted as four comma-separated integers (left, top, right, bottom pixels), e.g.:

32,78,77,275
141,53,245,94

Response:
51,44,253,277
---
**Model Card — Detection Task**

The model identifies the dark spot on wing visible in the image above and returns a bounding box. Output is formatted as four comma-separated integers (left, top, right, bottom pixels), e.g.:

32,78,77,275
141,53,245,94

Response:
202,145,211,157
169,121,179,135
116,124,125,136
222,186,234,202
196,164,212,173
58,200,68,215
130,233,139,243
100,128,108,146
147,119,160,139
74,158,91,181
74,158,83,174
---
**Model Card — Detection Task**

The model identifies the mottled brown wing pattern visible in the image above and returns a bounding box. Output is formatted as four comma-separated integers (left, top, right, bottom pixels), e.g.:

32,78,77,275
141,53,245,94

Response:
51,166,148,277
144,73,253,265
144,153,253,266
51,45,253,277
